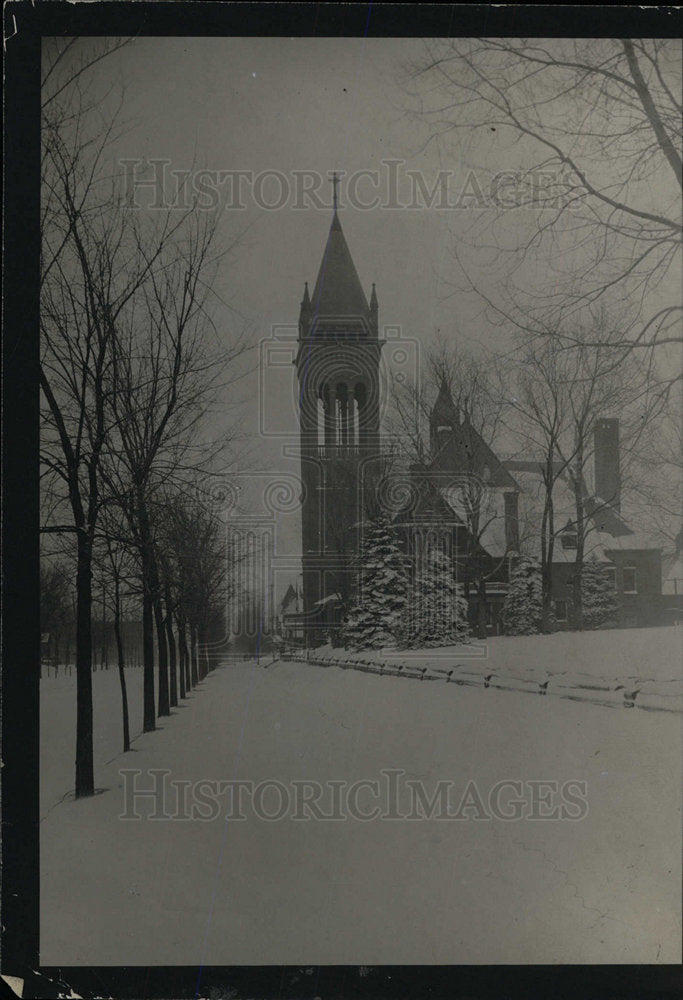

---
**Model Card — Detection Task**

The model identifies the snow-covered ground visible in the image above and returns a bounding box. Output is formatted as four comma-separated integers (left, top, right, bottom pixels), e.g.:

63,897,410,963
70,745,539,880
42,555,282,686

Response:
304,626,683,711
309,624,682,680
40,629,681,965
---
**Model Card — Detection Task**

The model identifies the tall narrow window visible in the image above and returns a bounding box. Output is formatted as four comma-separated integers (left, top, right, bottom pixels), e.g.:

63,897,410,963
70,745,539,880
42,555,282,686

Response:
355,382,366,448
336,383,346,446
623,565,637,593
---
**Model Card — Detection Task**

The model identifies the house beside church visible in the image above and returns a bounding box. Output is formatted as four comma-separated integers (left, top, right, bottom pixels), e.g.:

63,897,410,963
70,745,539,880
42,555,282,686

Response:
399,387,664,633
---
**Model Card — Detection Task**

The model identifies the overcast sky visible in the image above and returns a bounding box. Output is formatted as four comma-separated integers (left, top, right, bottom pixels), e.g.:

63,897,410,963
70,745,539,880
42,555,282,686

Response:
87,35,524,411
65,35,524,586
44,36,681,599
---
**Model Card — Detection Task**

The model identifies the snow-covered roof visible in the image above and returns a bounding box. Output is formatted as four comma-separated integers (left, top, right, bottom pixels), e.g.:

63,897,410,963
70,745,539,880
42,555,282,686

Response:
601,534,662,552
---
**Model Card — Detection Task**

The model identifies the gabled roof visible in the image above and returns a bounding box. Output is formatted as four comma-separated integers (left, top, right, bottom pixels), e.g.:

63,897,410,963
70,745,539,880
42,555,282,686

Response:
583,496,633,537
310,212,370,319
280,583,299,612
428,417,520,490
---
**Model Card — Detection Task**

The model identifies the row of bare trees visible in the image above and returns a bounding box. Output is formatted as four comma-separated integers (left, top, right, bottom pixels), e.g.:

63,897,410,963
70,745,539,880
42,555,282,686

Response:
40,40,244,797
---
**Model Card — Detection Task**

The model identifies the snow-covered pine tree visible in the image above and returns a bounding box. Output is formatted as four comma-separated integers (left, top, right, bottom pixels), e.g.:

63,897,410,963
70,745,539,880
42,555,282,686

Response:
581,555,618,629
343,514,409,650
501,556,543,635
405,546,470,647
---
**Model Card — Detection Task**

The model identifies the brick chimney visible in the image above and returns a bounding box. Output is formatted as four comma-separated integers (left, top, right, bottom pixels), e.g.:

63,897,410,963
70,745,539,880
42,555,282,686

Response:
504,491,520,552
594,418,620,513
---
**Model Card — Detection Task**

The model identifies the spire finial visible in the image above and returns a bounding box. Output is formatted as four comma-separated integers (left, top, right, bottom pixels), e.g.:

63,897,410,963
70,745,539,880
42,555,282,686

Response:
332,171,339,211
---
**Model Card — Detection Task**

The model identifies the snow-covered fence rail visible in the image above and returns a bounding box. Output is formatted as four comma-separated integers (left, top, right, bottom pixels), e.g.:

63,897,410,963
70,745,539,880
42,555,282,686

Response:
284,650,683,715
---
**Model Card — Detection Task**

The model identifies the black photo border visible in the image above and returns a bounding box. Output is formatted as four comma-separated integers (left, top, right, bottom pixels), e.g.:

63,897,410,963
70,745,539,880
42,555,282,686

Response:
3,3,682,997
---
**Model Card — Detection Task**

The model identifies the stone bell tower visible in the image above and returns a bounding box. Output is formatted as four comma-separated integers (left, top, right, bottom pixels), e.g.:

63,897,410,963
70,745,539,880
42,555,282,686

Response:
295,175,383,635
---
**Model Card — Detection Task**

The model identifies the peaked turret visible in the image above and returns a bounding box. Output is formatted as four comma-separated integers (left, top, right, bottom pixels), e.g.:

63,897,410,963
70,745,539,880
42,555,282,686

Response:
430,380,459,454
298,280,311,334
432,379,458,420
309,210,371,320
369,282,378,335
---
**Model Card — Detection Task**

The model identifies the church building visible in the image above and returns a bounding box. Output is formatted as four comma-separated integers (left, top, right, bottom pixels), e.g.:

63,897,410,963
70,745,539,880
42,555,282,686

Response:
291,197,664,643
295,182,383,641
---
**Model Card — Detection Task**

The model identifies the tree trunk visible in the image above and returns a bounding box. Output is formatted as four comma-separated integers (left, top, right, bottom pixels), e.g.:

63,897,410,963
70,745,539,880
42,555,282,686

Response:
153,591,170,716
164,586,178,707
540,468,556,632
113,578,131,753
146,539,169,717
472,577,487,639
178,630,186,699
139,500,157,732
75,532,95,797
202,624,211,675
178,616,191,692
200,623,211,677
141,579,156,732
572,459,586,630
190,622,199,686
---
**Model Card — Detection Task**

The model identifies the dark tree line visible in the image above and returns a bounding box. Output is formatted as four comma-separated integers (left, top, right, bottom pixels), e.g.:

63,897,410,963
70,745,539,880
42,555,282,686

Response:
40,39,245,797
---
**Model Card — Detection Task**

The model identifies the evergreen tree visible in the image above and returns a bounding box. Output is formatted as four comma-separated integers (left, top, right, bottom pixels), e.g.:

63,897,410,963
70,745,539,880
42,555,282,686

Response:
501,556,543,635
343,515,409,650
581,555,618,629
405,547,470,647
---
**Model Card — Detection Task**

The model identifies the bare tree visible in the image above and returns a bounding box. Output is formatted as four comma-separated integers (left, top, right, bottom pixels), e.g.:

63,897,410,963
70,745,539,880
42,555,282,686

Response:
388,340,513,634
40,42,163,794
506,309,666,627
100,203,239,727
388,337,506,462
97,519,138,754
40,560,73,675
165,492,228,678
405,39,681,364
41,38,245,791
504,337,578,629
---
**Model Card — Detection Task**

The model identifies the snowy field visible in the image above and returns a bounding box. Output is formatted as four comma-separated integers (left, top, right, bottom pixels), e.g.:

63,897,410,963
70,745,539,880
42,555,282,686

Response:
40,628,681,966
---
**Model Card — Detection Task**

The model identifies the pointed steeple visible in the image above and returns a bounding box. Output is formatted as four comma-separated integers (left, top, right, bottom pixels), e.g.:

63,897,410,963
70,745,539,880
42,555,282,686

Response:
369,282,378,335
310,211,370,319
431,379,458,425
298,280,311,333
430,379,459,456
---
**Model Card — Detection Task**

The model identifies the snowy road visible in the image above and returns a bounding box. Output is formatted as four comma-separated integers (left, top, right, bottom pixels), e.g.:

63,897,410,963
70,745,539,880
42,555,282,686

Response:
40,634,681,966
